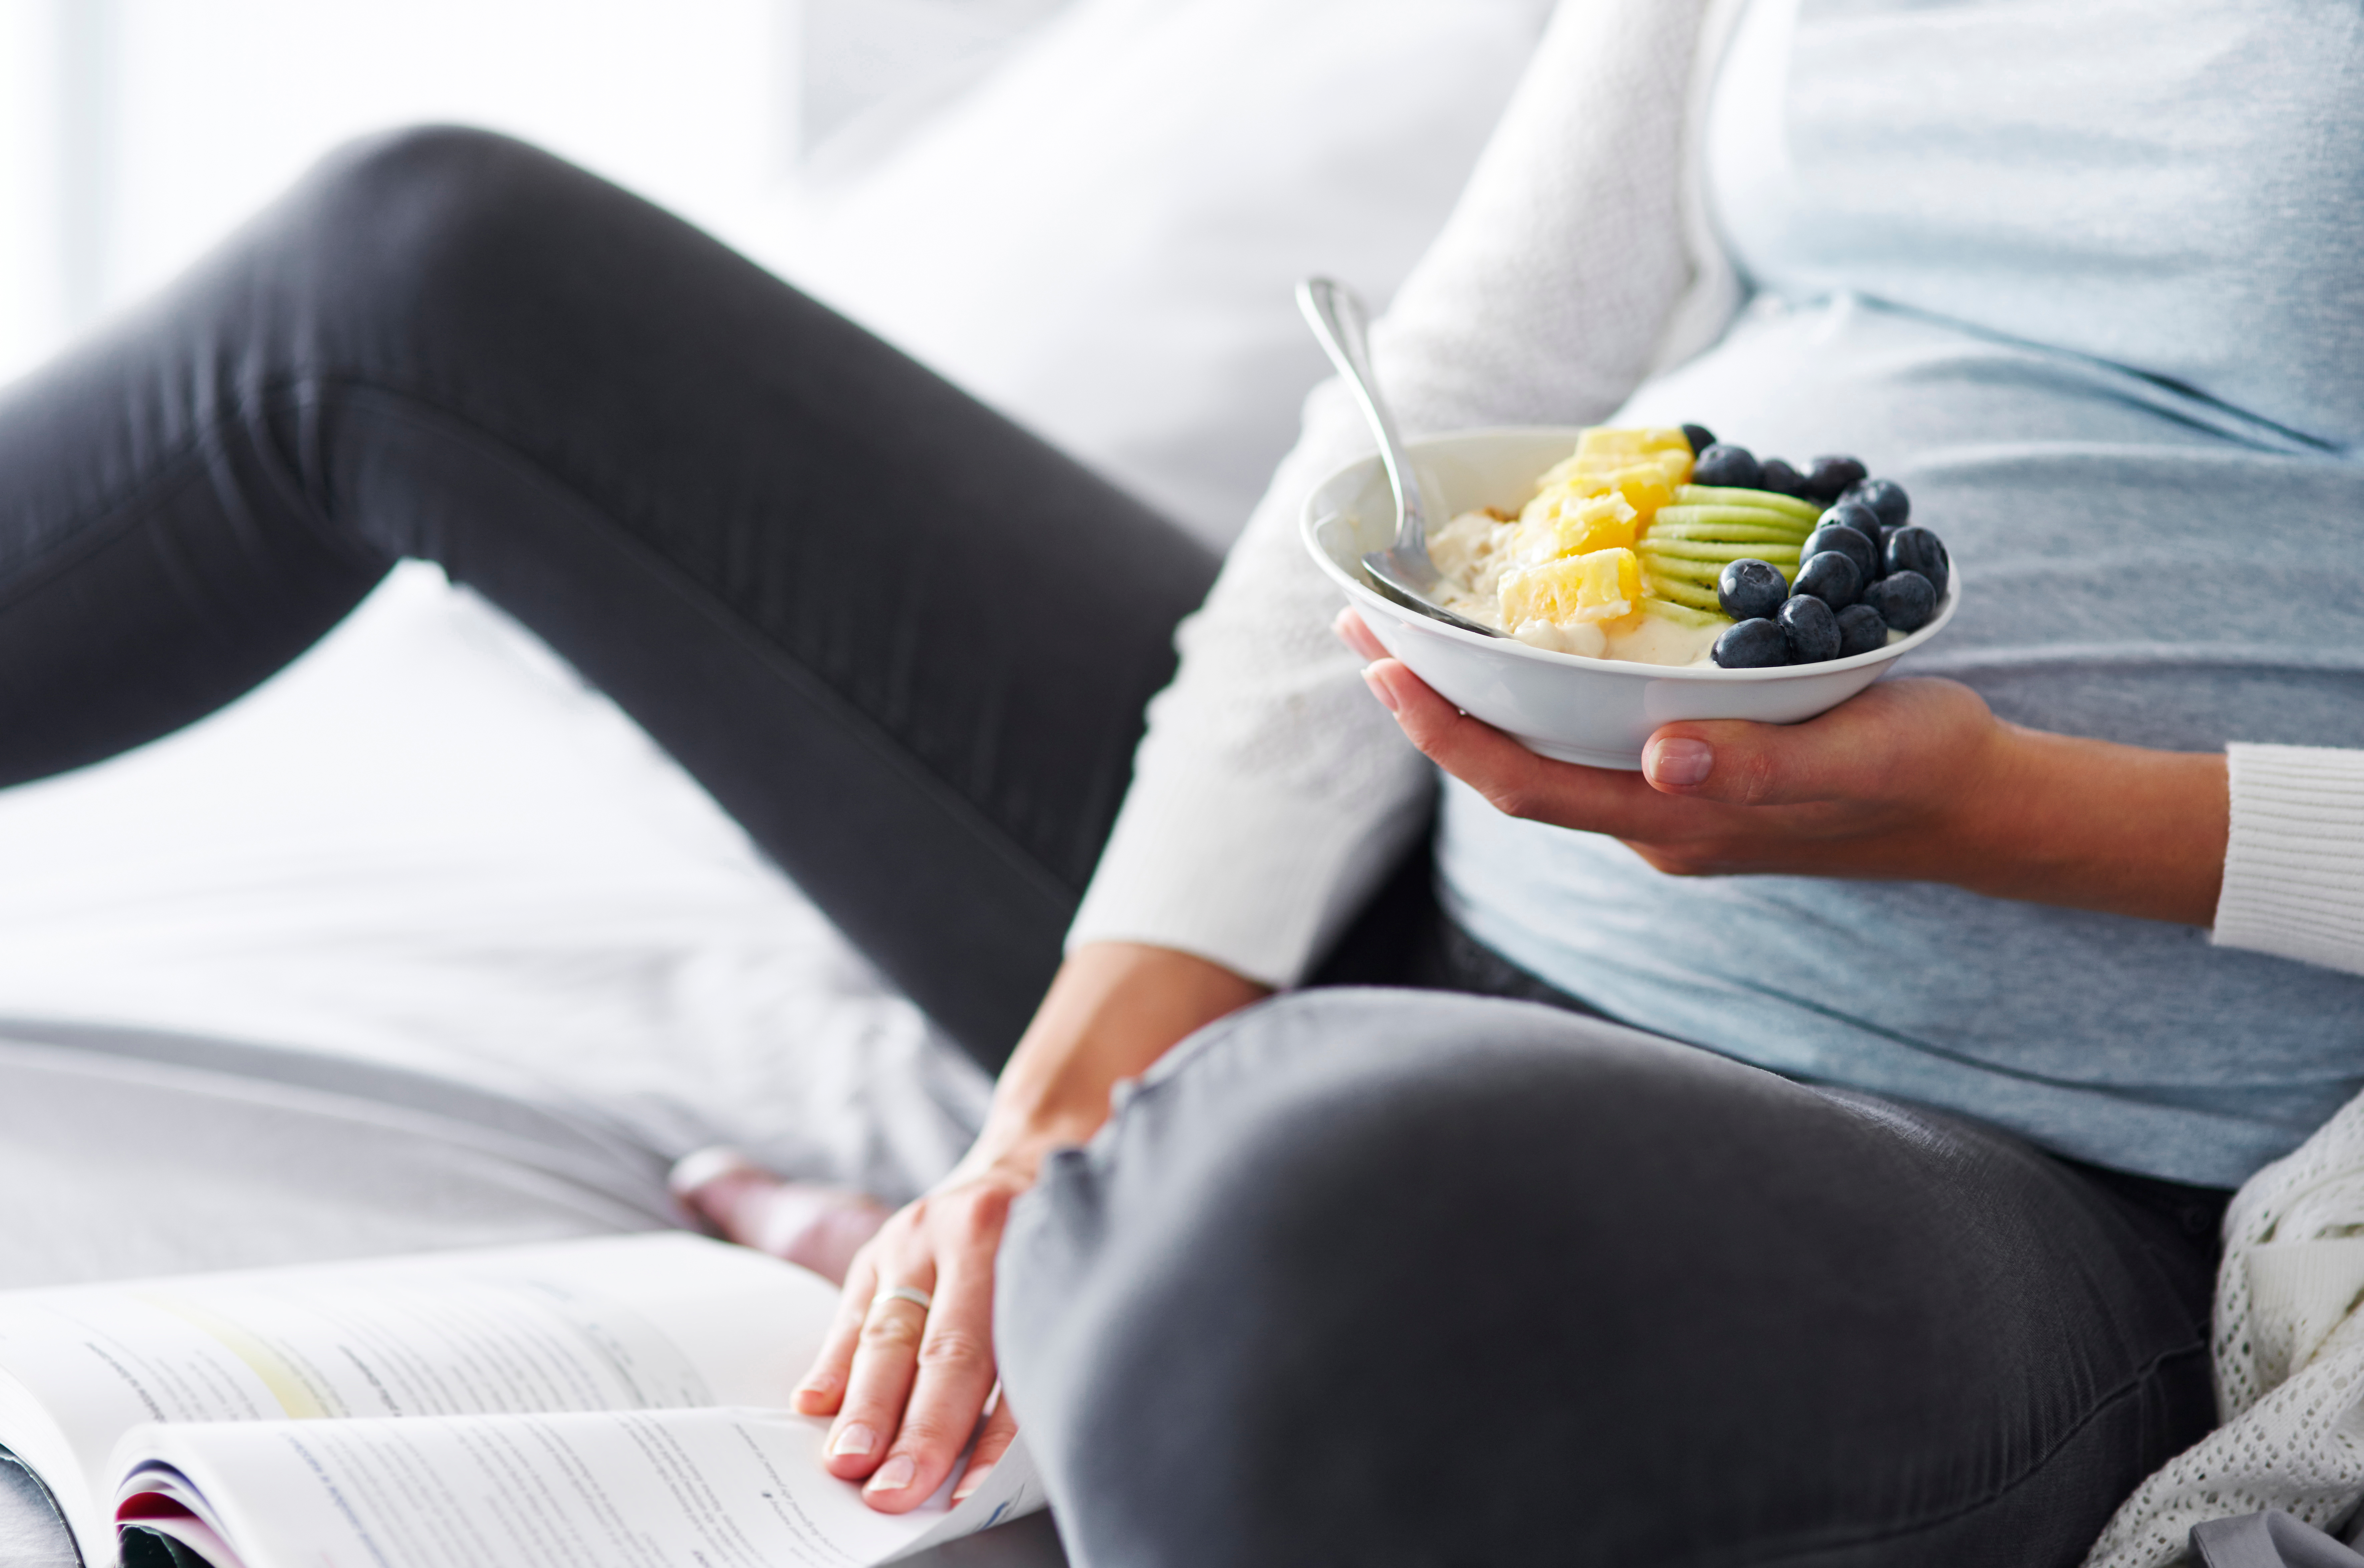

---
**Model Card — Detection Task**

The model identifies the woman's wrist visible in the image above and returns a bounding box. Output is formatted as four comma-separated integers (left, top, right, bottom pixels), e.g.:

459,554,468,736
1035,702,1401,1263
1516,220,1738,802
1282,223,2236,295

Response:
1950,722,2229,926
954,941,1270,1186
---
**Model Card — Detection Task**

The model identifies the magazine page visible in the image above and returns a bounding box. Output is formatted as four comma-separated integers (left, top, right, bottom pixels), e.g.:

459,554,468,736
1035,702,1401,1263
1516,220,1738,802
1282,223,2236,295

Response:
0,1234,835,1561
111,1407,1046,1568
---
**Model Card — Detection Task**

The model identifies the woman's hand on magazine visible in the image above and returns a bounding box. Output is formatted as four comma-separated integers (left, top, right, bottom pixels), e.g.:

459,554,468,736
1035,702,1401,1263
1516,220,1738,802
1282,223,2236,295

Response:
793,943,1269,1514
793,1151,1032,1513
1337,608,2228,926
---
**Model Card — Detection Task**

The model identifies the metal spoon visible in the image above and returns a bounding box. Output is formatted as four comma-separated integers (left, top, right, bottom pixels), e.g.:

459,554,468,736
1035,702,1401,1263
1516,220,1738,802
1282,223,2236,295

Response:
1295,277,1502,637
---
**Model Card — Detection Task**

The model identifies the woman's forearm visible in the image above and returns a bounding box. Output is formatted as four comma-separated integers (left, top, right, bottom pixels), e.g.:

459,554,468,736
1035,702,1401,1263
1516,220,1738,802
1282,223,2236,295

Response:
1955,725,2228,926
964,942,1271,1175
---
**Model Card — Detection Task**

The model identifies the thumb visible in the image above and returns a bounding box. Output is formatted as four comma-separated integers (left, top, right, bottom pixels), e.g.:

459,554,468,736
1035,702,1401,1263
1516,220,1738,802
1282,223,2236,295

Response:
952,1389,1021,1503
1639,716,1868,805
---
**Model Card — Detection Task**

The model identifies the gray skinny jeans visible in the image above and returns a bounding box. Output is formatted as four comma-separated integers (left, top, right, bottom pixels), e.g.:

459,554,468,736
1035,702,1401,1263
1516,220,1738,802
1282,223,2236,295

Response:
1002,991,2222,1567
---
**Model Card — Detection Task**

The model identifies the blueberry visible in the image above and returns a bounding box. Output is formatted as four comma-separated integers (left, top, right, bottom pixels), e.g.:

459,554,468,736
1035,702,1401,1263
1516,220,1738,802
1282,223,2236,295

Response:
1792,550,1863,609
1758,457,1808,497
1681,423,1717,455
1835,603,1888,658
1713,617,1789,669
1817,500,1882,544
1691,443,1764,490
1862,570,1937,632
1838,477,1910,531
1779,594,1842,663
1717,558,1789,622
1802,522,1877,579
1800,455,1868,504
1883,525,1950,596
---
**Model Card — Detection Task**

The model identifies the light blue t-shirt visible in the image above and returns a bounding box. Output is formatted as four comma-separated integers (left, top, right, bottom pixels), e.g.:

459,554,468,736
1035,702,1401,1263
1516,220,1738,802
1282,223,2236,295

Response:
1436,0,2364,1188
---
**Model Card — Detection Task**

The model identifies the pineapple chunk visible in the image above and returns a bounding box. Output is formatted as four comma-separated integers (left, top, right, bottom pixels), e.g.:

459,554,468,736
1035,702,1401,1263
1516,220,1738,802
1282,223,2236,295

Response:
1547,492,1641,556
1517,465,1672,542
1512,487,1635,563
1531,456,1601,497
1533,453,1688,510
1517,481,1577,532
1604,464,1674,518
1574,425,1691,459
1499,547,1641,627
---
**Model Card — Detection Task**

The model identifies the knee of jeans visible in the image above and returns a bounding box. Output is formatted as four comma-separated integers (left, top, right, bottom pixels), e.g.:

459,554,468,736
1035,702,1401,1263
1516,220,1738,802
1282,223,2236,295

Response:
993,990,1844,1562
265,125,596,351
990,990,2125,1567
997,988,1765,1341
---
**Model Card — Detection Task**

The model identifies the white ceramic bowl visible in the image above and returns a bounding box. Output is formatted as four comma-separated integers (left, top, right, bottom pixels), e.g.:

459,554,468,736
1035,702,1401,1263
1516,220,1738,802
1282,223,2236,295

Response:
1302,427,1958,769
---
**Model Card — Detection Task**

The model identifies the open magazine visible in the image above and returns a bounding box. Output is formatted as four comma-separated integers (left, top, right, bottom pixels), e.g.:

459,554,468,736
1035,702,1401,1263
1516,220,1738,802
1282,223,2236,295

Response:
0,1234,1044,1568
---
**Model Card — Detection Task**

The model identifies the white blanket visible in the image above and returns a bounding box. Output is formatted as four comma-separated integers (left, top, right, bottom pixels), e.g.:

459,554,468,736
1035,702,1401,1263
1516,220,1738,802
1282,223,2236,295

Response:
2091,1089,2364,1565
0,1016,1067,1566
0,565,995,1215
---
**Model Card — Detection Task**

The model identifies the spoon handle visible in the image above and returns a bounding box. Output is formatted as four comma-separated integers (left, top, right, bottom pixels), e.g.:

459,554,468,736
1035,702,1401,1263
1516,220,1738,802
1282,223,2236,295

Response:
1295,278,1429,545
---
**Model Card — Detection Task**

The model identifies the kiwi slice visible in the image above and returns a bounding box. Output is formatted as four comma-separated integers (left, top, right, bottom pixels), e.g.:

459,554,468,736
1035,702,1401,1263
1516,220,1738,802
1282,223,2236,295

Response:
1671,486,1822,524
1651,504,1814,536
1643,519,1811,545
1640,539,1804,566
1642,574,1726,612
1641,598,1733,629
1645,560,1721,591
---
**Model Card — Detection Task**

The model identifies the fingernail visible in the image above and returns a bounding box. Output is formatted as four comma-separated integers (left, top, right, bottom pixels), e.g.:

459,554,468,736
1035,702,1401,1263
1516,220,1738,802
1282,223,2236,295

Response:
830,1423,877,1458
1646,737,1714,787
952,1462,995,1502
792,1382,833,1414
1361,666,1400,713
866,1453,918,1493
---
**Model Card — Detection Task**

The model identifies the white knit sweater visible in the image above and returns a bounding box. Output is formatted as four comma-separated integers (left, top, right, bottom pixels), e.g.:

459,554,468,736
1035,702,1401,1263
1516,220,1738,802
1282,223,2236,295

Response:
1068,0,1734,978
1065,0,2364,992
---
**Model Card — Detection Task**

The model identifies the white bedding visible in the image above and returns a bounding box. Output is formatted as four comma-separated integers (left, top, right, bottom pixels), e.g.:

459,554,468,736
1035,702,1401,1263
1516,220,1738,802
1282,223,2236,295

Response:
0,1012,1074,1565
0,565,996,1219
0,572,1054,1562
0,0,1551,1262
0,0,1553,1270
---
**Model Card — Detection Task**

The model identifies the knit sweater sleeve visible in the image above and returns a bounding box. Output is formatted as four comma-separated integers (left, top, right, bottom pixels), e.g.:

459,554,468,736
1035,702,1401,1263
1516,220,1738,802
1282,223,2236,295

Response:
1066,0,1717,985
2210,744,2364,977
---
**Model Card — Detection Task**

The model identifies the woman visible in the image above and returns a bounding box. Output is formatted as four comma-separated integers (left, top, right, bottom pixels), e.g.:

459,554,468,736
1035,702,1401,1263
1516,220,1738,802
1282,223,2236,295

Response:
5,0,2358,1561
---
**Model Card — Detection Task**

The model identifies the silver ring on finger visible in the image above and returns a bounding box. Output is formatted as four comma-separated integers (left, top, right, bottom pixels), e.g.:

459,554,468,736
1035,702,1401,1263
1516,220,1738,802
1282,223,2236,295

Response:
871,1285,933,1316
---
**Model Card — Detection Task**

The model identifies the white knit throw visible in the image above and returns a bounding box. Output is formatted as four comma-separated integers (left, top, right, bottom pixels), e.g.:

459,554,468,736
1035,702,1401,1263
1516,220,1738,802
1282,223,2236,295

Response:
2087,1087,2364,1565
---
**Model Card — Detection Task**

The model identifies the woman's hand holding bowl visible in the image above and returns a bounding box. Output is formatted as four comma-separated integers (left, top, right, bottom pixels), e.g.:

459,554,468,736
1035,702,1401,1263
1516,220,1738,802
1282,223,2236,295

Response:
1339,607,2230,927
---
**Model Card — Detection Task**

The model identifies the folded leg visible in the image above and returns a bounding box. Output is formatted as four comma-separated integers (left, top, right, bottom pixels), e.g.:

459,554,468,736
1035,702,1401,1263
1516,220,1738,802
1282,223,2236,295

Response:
0,127,1218,1067
998,990,2219,1567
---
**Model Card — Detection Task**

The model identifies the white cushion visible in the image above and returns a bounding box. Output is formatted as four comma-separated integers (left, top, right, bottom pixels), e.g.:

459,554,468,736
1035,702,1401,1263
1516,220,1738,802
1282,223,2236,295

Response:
744,0,1553,546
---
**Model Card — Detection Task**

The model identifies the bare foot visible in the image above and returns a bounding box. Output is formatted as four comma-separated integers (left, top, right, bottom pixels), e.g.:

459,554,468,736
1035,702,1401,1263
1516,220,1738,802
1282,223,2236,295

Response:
669,1148,890,1286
